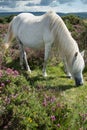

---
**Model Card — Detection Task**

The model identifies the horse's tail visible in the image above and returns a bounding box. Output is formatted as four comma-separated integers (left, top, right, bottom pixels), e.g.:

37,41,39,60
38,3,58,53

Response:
3,18,14,50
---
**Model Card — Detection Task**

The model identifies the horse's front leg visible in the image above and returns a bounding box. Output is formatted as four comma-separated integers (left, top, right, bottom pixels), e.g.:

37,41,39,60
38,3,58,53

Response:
43,43,51,77
63,59,72,78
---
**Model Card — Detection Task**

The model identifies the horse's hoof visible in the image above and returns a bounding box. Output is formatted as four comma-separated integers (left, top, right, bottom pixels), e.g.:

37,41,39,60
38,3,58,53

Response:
67,75,72,79
43,72,48,77
66,73,72,79
27,69,31,74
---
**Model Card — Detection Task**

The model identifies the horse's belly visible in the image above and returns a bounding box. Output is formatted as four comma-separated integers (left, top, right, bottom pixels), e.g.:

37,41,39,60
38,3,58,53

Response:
24,40,44,49
14,17,51,49
19,34,44,49
18,26,44,49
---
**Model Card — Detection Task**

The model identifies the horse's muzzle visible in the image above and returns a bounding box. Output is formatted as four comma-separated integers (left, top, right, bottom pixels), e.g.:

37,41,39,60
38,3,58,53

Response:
75,77,83,86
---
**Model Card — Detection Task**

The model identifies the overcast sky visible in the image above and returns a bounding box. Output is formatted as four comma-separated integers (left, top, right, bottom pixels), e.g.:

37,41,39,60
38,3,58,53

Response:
0,0,87,13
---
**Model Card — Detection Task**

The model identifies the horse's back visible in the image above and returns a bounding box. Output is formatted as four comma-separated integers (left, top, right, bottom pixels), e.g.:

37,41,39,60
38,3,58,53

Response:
11,13,48,47
12,13,46,32
12,11,56,28
12,13,46,25
10,12,55,48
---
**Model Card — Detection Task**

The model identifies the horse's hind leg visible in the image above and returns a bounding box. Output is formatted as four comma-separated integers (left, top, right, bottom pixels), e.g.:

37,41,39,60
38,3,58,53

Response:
16,38,23,69
19,43,24,70
18,39,31,73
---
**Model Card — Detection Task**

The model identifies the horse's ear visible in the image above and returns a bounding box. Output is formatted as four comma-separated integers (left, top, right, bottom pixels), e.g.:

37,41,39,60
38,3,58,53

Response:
81,50,85,57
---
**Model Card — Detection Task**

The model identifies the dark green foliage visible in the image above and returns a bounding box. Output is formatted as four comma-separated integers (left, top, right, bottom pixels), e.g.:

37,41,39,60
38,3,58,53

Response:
62,15,83,25
0,15,14,24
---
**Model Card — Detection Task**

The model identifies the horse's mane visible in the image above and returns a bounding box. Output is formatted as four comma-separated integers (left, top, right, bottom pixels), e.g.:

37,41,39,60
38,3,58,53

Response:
46,11,79,59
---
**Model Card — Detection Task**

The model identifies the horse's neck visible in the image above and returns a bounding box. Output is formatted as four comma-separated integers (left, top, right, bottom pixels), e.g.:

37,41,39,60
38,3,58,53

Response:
52,17,79,60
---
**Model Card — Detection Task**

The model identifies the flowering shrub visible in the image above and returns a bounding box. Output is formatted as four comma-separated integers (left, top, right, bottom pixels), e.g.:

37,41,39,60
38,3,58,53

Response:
0,67,70,129
42,94,70,129
0,68,19,90
0,92,70,130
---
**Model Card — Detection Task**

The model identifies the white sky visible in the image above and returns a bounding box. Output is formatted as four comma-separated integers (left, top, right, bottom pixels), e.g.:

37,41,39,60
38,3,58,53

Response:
0,0,87,13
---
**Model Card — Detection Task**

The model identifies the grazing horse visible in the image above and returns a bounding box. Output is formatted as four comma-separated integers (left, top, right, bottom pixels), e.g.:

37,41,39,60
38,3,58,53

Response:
3,11,85,86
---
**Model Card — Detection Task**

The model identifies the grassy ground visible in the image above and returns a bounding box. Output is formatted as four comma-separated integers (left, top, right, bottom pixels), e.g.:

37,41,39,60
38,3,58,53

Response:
0,50,87,129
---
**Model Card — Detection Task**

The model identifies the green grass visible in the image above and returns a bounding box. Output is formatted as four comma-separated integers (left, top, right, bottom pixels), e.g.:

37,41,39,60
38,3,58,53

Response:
0,55,87,129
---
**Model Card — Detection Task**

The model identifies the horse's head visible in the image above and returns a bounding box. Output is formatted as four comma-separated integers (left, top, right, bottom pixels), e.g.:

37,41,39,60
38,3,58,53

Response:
71,51,85,86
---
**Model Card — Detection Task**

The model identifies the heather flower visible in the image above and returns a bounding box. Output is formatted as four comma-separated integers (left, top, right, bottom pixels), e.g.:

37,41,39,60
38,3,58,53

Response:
50,96,56,103
13,70,19,77
4,125,8,129
6,79,11,84
42,98,47,107
1,83,5,87
56,103,61,108
51,115,56,121
6,68,13,75
6,68,19,77
57,123,61,128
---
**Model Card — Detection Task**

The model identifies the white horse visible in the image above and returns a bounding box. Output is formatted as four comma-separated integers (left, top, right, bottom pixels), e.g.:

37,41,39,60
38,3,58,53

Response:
3,11,85,86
